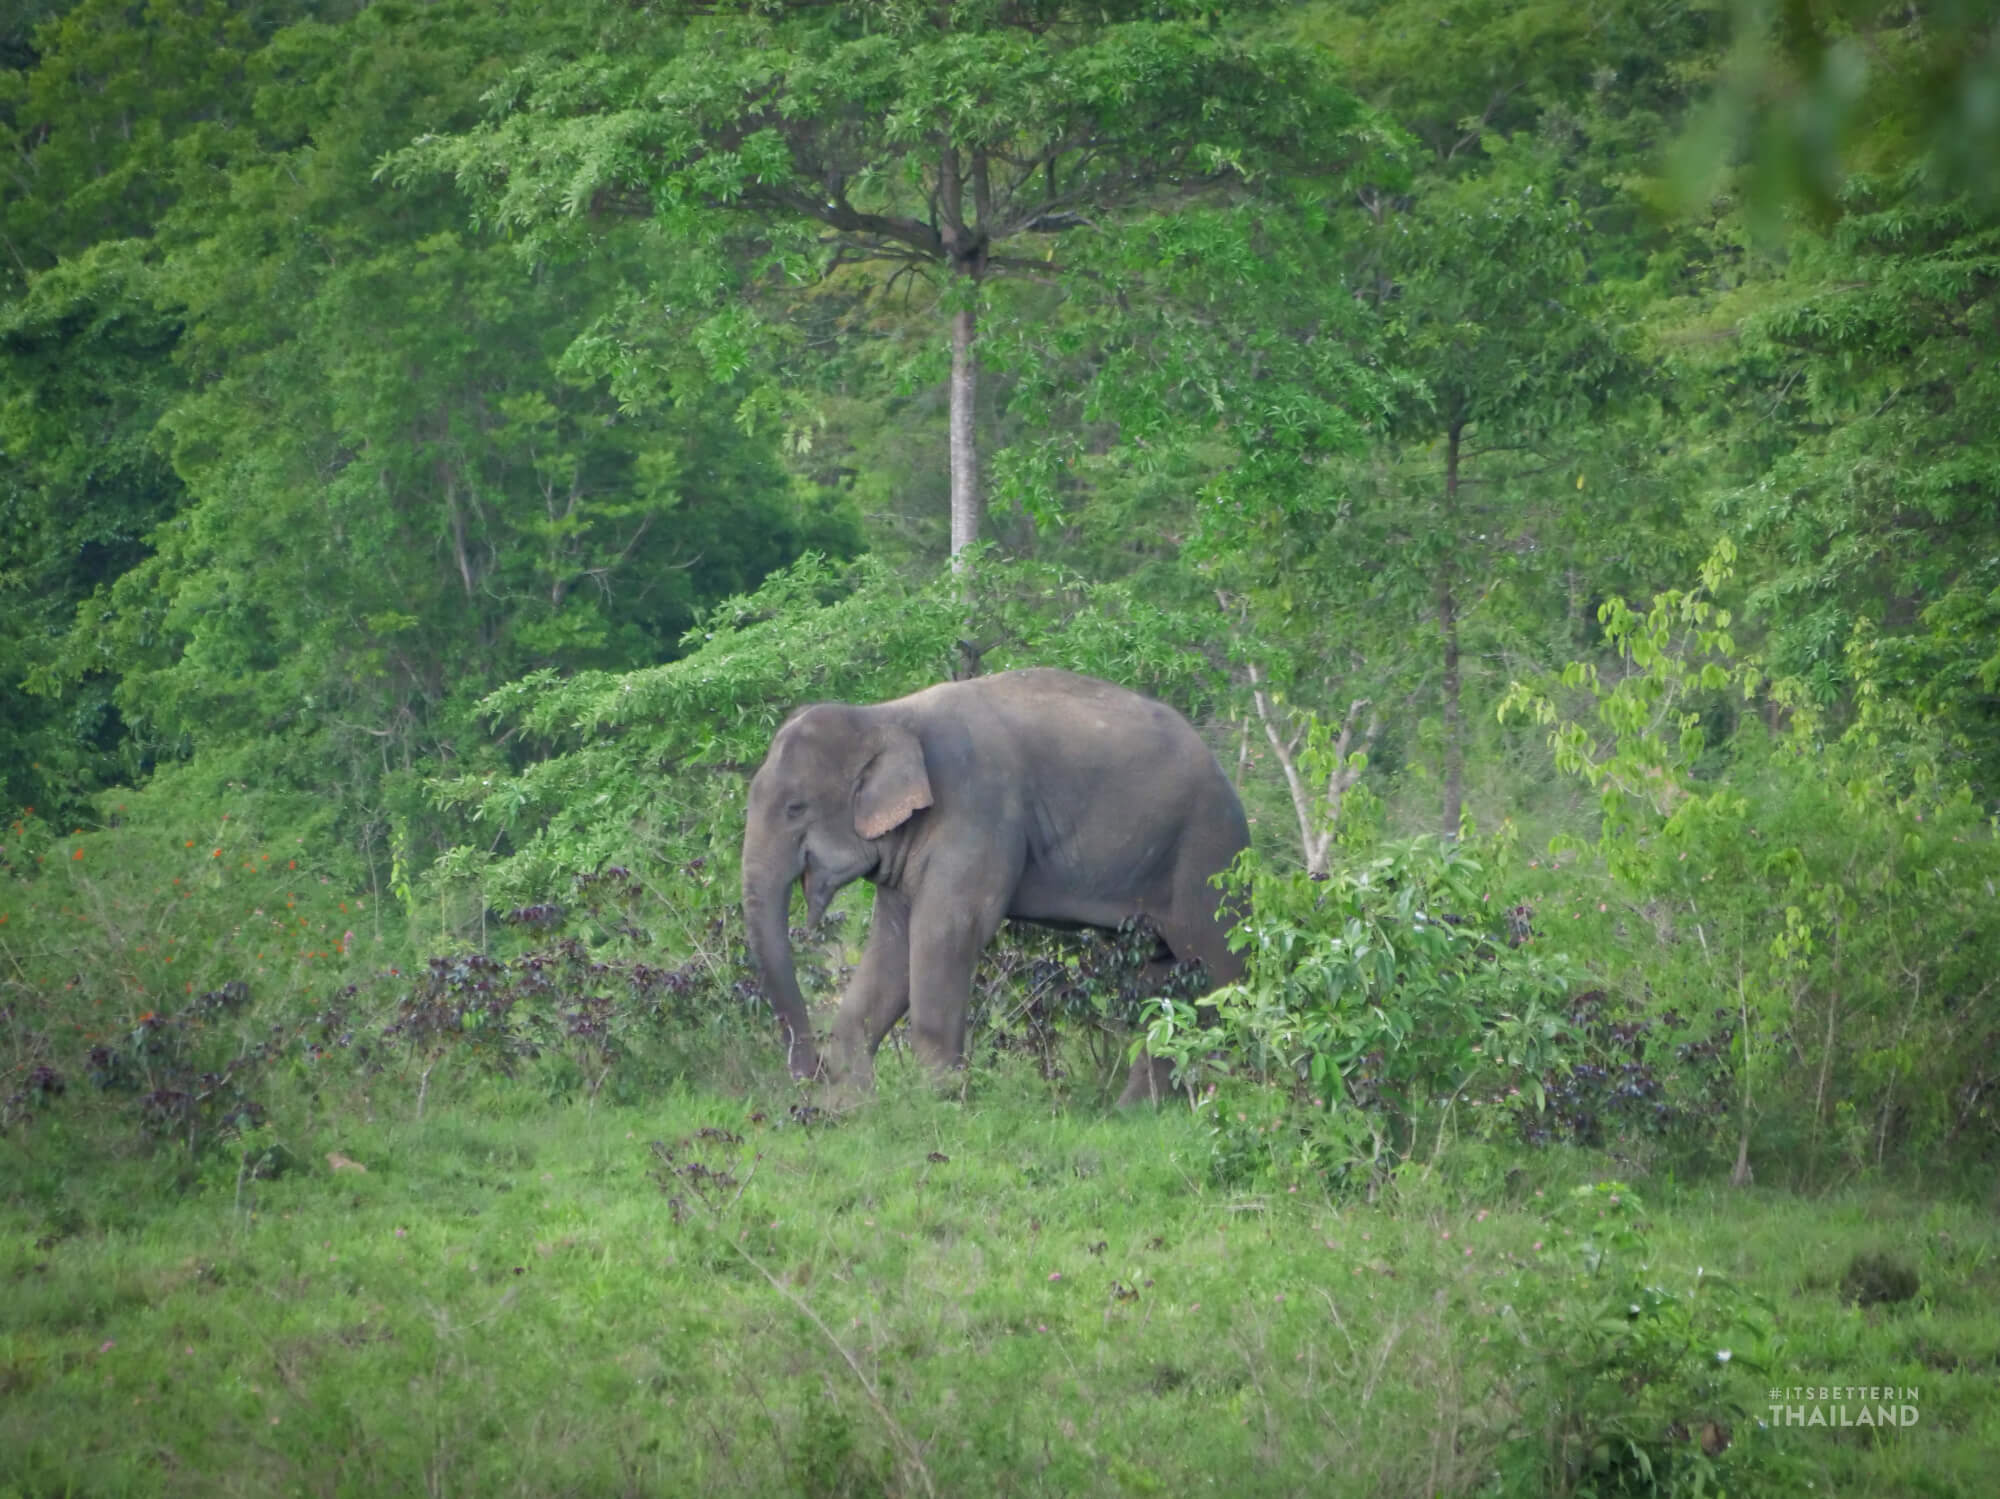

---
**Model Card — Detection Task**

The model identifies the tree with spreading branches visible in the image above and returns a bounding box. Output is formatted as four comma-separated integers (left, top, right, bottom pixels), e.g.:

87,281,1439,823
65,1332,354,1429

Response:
394,0,1372,566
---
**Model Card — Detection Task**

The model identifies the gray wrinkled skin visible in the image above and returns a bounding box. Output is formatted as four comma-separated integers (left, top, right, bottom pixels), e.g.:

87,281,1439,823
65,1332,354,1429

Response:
740,668,1248,1104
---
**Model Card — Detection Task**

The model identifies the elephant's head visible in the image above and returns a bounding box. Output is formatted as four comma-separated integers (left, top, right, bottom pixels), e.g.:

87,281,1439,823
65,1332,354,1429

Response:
741,704,933,1078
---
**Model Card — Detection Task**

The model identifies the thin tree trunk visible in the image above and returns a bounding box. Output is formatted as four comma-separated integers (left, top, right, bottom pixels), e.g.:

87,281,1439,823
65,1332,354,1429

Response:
948,292,979,568
1247,660,1321,872
1439,421,1464,841
1729,1129,1754,1188
936,139,984,572
442,469,475,599
1730,961,1756,1187
1245,654,1377,880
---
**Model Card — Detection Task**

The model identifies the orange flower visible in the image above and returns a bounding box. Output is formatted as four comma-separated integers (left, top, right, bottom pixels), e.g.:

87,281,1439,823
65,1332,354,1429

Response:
211,848,222,858
288,860,296,870
72,849,83,861
184,840,194,848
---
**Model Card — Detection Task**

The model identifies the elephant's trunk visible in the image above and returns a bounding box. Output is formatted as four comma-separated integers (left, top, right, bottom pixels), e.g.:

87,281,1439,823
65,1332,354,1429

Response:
742,853,822,1080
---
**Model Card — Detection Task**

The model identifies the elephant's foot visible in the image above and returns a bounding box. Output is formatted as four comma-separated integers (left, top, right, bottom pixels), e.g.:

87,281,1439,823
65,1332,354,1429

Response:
812,1077,872,1116
819,1027,877,1098
1116,1050,1180,1108
905,1017,968,1078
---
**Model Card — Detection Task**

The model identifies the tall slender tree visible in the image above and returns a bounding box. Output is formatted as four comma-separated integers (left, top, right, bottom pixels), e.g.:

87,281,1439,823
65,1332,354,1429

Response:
1360,148,1637,837
396,0,1367,566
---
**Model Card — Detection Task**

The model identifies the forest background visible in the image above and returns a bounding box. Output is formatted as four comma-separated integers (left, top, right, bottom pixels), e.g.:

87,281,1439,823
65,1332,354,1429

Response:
4,3,2000,1495
5,0,2000,1238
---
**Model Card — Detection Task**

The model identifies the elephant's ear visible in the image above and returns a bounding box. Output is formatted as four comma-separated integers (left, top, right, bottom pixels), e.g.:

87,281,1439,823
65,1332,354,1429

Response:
853,726,933,840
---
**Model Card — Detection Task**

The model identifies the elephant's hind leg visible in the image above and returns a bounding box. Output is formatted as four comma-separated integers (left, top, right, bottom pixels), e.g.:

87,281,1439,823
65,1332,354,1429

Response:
1116,954,1186,1106
1116,847,1247,1107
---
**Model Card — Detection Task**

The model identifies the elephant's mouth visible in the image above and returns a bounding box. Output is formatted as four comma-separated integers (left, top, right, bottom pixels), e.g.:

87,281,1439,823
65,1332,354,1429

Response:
802,857,833,929
800,848,878,929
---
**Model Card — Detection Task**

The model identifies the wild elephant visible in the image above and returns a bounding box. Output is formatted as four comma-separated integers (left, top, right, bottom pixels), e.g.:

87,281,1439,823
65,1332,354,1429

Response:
740,668,1248,1104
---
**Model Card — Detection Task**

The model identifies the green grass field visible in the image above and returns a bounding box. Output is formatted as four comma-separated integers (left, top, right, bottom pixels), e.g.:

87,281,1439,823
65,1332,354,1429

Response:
4,1056,1996,1498
3,1055,2000,1499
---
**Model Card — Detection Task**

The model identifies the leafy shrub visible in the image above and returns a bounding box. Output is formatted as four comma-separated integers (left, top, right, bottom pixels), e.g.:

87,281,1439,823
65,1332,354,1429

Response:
0,789,804,1147
1526,988,1738,1159
1,784,385,1152
970,914,1211,1097
1141,833,1578,1186
1838,1250,1919,1308
2,965,362,1158
1491,1182,1782,1497
376,866,797,1113
1503,544,2000,1184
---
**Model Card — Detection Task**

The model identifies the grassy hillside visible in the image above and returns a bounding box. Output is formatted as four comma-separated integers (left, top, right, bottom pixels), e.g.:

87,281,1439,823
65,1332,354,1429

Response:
5,1056,1995,1497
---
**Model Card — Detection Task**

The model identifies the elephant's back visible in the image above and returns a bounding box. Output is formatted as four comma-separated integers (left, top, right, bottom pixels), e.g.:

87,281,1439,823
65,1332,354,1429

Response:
916,669,1232,801
907,667,1184,723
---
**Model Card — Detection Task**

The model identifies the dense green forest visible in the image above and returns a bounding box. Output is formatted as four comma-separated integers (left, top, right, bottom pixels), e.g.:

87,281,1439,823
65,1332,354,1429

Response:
9,0,1996,1176
4,2,2000,1493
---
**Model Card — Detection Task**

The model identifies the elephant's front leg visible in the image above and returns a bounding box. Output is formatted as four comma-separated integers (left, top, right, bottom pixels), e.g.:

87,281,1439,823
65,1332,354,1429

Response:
824,886,913,1090
905,876,1011,1073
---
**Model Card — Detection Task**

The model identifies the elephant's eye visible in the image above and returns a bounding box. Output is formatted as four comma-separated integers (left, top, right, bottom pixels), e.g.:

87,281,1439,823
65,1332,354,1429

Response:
784,799,809,819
